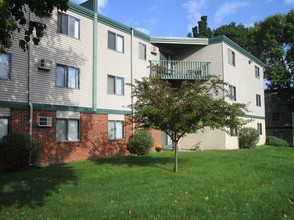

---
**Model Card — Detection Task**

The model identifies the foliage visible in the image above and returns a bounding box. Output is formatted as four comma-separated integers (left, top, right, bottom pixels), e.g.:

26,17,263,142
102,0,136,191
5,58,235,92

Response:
213,22,255,52
129,76,247,172
266,136,289,147
253,10,294,110
128,129,154,155
190,16,213,38
238,127,260,149
0,0,68,52
0,133,42,170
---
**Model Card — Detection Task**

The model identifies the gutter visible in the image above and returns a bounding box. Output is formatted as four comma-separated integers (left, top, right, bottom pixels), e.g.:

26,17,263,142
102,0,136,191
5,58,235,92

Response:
92,0,98,112
28,8,33,136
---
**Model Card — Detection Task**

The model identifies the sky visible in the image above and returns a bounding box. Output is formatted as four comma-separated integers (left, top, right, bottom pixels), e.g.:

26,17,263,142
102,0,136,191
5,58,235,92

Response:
71,0,293,37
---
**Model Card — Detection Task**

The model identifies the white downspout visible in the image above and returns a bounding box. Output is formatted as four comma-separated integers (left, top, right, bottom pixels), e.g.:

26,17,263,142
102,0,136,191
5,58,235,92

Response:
28,9,33,136
131,28,134,134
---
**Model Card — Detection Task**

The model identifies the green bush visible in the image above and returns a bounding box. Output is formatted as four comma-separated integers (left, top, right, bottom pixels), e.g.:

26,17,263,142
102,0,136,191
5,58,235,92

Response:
239,127,260,149
128,129,154,155
266,136,288,147
0,133,42,170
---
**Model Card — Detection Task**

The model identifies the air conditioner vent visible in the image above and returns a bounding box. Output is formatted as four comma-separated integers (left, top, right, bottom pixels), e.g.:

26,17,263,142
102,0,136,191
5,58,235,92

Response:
37,59,52,70
38,116,52,127
151,46,159,54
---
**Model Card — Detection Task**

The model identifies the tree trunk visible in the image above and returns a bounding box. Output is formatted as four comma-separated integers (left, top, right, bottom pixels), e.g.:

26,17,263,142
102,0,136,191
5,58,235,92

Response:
173,141,178,173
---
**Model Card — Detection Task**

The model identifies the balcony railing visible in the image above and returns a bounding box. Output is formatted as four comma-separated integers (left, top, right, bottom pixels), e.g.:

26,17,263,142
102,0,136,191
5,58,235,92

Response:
149,60,210,80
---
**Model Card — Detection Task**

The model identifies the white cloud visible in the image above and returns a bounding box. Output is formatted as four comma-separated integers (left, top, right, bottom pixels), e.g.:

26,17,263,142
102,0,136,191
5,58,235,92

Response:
183,0,210,33
214,2,249,25
284,0,294,5
135,27,150,35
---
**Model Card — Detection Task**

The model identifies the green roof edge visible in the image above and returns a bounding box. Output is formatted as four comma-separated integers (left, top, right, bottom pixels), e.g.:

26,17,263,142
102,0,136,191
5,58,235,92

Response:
209,35,264,67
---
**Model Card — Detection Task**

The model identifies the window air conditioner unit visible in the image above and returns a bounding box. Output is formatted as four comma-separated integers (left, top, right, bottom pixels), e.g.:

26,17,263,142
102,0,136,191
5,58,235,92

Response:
151,46,159,54
37,59,52,70
38,116,52,127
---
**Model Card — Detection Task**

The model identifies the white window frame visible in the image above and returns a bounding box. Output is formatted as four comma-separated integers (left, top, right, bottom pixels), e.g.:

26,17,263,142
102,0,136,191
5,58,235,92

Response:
108,31,124,53
228,49,235,66
256,94,261,107
0,53,11,80
108,120,124,140
107,75,124,95
0,117,9,140
139,42,146,60
56,64,79,89
56,119,80,142
257,123,262,135
57,12,80,39
255,66,260,79
230,127,238,136
229,85,236,101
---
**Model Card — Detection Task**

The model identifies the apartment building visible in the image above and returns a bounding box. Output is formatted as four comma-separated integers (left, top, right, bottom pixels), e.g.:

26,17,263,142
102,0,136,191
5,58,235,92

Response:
265,91,294,146
0,1,265,164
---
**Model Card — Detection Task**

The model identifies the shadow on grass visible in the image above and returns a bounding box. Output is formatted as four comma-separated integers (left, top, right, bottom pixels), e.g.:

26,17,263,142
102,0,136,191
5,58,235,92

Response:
92,153,175,171
0,164,77,210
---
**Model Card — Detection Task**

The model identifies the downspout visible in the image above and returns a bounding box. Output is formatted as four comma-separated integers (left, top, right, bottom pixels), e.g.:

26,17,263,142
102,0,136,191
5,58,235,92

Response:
28,8,33,136
92,0,98,112
131,28,134,134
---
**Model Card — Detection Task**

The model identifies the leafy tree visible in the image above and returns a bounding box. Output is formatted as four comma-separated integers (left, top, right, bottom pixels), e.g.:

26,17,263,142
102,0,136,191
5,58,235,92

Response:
253,10,294,110
190,16,213,38
213,22,254,52
0,0,68,52
129,76,247,172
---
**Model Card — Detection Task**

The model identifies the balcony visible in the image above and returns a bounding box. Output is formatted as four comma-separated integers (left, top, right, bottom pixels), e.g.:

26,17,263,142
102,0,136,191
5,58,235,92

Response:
149,60,210,80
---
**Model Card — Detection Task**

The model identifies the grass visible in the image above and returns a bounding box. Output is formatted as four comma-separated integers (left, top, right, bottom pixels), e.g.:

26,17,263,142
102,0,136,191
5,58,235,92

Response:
0,146,293,219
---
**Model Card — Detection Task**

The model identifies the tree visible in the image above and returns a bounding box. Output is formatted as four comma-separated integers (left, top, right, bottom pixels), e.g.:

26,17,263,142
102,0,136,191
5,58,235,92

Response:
0,0,68,52
213,22,254,52
190,16,213,38
254,10,294,110
129,76,247,172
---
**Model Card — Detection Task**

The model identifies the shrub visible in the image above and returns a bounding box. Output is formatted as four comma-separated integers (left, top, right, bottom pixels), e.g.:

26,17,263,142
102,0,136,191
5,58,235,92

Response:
238,127,260,149
128,129,154,155
266,136,288,147
0,133,42,170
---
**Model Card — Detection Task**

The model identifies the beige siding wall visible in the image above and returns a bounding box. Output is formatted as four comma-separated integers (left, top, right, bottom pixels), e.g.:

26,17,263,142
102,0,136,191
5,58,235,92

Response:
0,33,29,103
179,128,227,150
31,9,93,108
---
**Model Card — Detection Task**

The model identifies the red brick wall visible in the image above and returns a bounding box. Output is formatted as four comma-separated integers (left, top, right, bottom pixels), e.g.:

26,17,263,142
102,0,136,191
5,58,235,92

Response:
3,109,162,166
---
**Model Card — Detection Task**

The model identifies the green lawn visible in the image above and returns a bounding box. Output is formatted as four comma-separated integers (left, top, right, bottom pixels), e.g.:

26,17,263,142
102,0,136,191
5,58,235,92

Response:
0,146,293,219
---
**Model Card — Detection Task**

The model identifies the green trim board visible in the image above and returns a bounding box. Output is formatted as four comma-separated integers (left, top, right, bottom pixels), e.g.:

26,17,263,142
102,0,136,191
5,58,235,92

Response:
209,36,264,67
68,2,149,42
0,101,131,115
242,114,265,120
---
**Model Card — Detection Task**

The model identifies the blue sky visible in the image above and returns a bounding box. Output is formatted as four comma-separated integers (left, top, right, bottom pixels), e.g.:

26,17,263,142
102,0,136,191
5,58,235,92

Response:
71,0,293,37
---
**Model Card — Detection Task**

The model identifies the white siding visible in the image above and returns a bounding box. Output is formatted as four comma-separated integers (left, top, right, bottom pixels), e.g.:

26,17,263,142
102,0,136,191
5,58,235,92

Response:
31,9,93,108
0,107,11,116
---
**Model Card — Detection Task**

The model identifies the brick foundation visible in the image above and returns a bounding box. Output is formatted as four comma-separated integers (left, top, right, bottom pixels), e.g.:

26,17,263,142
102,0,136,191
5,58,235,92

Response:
2,108,161,166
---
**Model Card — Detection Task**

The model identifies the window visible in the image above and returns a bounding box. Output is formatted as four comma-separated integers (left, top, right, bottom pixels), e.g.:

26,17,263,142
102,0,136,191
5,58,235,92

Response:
0,53,11,80
108,31,124,53
139,42,146,60
0,118,9,139
272,112,284,121
229,85,236,101
273,130,284,139
230,127,237,136
271,93,281,104
228,49,235,66
56,119,79,141
108,120,124,140
107,75,124,95
257,123,262,135
56,64,79,89
256,94,261,107
255,66,260,78
57,12,80,39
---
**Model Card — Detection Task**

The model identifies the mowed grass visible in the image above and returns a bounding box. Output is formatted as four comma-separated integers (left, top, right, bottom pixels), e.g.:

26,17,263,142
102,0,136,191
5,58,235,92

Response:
0,146,293,220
